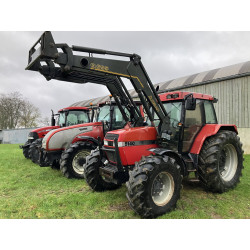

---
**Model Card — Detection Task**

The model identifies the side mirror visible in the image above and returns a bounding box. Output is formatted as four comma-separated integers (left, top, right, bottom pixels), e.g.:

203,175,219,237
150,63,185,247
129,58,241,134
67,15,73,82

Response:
51,109,55,126
185,97,196,110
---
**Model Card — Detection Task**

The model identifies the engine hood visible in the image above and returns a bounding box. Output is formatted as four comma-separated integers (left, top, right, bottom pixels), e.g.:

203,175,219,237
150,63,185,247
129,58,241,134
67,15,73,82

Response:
42,122,103,151
105,126,157,142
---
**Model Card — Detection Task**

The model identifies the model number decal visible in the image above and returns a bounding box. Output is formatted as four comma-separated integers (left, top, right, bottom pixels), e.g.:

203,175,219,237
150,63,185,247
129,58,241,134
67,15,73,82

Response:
125,141,135,146
90,63,109,71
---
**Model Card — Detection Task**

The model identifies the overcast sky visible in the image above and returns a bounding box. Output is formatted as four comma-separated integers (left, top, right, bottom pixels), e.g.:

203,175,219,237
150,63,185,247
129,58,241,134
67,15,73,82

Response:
1,31,250,118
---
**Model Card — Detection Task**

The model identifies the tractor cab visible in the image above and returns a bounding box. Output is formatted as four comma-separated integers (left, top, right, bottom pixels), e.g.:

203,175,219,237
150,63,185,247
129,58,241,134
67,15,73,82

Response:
96,101,138,133
101,91,218,182
155,91,217,153
57,107,91,127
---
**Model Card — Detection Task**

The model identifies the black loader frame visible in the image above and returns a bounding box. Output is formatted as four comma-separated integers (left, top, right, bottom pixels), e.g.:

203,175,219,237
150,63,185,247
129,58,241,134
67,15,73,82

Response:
26,31,175,151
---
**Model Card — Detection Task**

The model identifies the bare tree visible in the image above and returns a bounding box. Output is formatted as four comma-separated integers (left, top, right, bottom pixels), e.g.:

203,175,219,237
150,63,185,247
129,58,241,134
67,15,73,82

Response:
19,101,41,128
0,92,41,129
38,116,50,127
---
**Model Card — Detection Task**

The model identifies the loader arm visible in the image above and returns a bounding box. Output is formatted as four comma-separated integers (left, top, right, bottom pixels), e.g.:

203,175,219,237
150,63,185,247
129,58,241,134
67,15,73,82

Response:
26,31,173,145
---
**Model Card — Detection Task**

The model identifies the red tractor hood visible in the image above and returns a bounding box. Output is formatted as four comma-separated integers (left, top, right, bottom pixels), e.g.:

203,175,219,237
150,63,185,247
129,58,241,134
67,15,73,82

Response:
105,126,158,142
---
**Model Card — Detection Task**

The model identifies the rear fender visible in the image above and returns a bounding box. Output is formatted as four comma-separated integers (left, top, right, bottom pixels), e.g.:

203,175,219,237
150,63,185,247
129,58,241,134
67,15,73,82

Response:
190,124,238,154
148,148,186,176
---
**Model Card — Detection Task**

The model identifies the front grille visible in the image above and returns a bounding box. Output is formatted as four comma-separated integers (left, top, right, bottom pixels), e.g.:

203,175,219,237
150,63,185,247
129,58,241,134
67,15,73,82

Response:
105,150,117,163
106,141,113,146
105,133,119,140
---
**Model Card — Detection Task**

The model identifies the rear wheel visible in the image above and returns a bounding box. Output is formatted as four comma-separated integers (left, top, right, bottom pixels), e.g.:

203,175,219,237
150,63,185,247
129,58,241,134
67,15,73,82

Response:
29,138,43,164
126,155,182,218
84,148,121,191
60,142,95,179
198,131,244,193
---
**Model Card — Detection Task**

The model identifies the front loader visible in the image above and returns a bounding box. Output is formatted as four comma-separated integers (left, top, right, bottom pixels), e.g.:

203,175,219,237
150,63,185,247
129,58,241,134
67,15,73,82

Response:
26,31,244,218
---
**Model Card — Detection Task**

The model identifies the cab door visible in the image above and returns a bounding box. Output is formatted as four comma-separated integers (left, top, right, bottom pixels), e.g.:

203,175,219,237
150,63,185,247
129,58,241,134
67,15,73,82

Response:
182,100,205,152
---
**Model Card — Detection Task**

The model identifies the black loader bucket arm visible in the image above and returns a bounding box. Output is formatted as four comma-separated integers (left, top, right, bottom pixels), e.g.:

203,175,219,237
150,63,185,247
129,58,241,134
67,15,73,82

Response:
26,31,171,136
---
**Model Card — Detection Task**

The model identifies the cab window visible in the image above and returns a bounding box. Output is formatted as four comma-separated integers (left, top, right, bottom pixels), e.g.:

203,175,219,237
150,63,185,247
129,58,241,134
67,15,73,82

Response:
66,110,89,126
97,105,110,122
204,100,217,124
112,106,128,130
152,101,181,127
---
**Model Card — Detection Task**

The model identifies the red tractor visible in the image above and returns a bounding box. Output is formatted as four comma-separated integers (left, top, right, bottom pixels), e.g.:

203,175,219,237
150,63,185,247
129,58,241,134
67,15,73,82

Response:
26,32,244,218
20,106,90,160
27,106,92,169
89,91,243,218
37,100,142,178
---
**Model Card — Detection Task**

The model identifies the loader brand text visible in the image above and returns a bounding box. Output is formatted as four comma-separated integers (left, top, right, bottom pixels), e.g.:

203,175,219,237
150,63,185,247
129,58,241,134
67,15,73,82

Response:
90,63,109,71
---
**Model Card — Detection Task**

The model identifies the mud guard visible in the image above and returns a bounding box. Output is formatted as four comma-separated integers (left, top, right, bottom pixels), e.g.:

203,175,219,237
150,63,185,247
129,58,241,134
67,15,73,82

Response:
76,136,99,146
148,148,187,176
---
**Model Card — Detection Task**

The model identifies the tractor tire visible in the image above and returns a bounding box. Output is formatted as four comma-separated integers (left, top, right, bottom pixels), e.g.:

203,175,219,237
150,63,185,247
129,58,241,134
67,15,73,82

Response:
22,141,30,159
126,155,182,218
84,148,121,191
29,138,43,164
198,130,244,193
60,141,96,179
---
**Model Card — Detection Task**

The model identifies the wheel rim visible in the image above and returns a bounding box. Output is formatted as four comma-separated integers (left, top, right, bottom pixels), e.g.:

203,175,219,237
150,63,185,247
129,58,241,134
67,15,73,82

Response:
151,171,175,206
219,144,238,182
72,150,90,175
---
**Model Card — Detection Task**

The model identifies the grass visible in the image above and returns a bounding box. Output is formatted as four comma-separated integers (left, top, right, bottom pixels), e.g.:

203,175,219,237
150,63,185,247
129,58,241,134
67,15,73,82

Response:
0,144,249,219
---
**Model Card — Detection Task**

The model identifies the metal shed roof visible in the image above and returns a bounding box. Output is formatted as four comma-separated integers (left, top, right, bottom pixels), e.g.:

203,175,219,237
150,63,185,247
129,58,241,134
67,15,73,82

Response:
70,60,250,107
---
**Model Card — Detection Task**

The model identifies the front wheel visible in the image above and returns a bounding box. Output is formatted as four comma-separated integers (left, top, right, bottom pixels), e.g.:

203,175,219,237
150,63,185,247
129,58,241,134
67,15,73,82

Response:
126,155,182,218
29,138,43,164
22,141,30,159
198,131,244,193
84,148,121,191
60,142,95,179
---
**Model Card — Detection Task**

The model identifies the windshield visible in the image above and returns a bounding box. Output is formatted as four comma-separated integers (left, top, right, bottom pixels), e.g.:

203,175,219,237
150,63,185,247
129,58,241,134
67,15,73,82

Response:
113,106,129,130
97,105,110,122
58,112,65,126
153,101,182,127
58,110,89,127
96,104,132,129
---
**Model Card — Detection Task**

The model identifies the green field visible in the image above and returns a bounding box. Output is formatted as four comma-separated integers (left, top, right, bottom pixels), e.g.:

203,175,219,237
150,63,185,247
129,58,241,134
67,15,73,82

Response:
0,144,249,219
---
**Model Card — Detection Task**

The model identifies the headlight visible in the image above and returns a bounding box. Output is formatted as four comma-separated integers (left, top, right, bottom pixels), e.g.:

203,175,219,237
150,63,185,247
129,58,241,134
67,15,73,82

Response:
104,140,125,147
27,132,38,140
117,142,125,147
